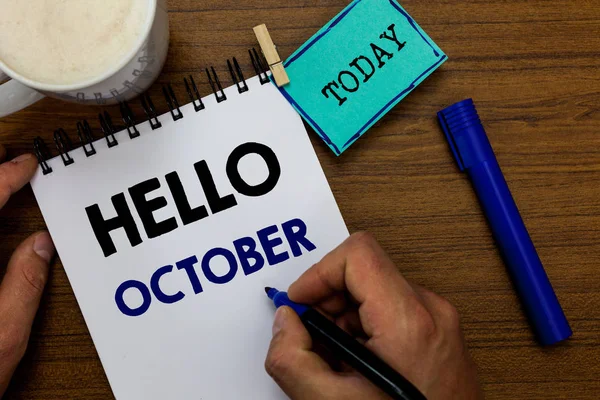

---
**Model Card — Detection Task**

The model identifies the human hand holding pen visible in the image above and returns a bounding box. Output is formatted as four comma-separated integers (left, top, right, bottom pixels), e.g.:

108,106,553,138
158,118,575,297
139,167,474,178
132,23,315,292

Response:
264,232,483,400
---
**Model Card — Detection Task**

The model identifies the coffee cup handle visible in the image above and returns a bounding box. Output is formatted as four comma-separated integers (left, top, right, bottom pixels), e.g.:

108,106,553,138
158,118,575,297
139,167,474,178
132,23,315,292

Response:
0,71,46,118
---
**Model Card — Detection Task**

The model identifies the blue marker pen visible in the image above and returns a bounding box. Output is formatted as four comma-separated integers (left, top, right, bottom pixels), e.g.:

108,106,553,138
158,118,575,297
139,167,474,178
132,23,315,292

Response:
265,288,426,400
438,99,572,345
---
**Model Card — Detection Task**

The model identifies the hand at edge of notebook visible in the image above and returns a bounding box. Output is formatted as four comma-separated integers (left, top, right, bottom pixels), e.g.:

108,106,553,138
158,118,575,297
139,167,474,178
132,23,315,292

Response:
0,145,55,397
265,232,483,400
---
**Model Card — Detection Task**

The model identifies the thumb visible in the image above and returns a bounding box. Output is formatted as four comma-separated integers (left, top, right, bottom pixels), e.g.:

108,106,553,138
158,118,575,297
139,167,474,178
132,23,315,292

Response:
265,306,335,399
265,307,383,400
0,231,54,395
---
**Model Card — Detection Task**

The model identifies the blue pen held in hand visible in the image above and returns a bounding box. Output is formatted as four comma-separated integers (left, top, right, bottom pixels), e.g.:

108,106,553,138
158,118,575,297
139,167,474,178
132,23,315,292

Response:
265,287,426,400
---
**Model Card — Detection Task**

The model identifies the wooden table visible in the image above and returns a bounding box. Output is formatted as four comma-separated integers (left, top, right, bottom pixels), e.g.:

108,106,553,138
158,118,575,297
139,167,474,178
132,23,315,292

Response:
1,0,599,398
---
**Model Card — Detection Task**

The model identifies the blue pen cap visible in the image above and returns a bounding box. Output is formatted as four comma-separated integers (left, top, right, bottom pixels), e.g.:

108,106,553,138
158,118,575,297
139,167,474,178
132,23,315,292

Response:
437,98,496,171
437,99,572,346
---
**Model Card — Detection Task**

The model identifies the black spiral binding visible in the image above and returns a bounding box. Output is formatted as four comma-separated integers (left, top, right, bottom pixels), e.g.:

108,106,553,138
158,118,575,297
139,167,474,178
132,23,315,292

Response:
33,48,269,175
77,120,96,157
206,66,227,103
33,137,52,175
228,57,249,94
120,101,140,139
53,128,75,166
184,75,205,112
163,83,183,121
141,93,162,130
98,111,118,148
250,48,270,85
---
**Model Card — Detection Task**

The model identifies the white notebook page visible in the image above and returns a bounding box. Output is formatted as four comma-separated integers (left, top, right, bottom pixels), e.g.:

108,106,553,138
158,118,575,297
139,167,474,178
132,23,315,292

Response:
31,76,348,399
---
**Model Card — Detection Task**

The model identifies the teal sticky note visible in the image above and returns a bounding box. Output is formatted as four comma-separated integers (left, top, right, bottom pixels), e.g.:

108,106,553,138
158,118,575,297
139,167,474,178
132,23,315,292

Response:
278,0,447,155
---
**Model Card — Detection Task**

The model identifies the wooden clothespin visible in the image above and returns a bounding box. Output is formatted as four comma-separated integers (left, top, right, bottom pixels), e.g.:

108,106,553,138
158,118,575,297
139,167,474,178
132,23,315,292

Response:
253,24,290,87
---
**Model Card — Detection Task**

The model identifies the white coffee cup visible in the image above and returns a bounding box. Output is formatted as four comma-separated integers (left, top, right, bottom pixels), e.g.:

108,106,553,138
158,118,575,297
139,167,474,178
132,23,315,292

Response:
0,0,169,118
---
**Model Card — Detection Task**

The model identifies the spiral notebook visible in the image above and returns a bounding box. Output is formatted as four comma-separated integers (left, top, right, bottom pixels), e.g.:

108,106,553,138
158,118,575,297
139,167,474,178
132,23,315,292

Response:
30,52,348,399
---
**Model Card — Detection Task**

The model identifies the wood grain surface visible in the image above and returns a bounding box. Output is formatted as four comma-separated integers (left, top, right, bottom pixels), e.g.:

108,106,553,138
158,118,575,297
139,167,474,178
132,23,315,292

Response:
1,0,599,398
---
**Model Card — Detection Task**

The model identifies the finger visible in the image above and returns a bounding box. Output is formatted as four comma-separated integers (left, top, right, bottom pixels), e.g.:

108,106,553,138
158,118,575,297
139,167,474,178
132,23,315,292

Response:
335,309,367,338
289,232,418,337
312,304,365,338
0,153,38,209
0,231,54,392
289,232,413,305
315,292,348,316
410,283,461,331
0,145,6,163
0,231,54,328
408,282,436,309
265,306,333,399
265,307,383,399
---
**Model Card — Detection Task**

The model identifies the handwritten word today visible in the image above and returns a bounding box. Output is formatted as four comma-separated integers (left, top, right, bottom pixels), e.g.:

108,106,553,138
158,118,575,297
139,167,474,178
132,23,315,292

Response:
321,24,406,106
85,142,281,257
114,218,316,317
